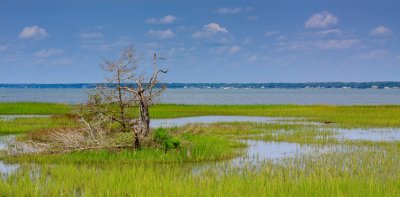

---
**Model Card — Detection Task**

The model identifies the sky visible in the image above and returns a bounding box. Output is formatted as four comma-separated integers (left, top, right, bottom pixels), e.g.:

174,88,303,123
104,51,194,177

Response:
0,0,399,83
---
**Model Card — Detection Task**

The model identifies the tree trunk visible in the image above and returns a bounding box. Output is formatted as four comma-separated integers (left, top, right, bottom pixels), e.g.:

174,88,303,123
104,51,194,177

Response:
133,131,140,149
117,69,127,132
139,99,150,137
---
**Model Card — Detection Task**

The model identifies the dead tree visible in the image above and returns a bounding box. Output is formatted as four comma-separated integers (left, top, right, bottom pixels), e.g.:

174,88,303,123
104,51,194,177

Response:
123,52,168,148
87,48,137,133
89,47,167,149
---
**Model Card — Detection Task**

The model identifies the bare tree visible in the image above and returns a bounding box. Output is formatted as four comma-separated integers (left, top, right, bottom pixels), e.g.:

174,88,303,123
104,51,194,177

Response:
122,51,168,148
88,46,168,149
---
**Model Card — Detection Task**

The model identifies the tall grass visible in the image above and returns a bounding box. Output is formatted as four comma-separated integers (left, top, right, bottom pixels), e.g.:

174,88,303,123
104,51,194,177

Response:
1,144,399,196
2,102,400,128
0,102,70,115
1,103,400,196
0,115,77,135
148,104,400,128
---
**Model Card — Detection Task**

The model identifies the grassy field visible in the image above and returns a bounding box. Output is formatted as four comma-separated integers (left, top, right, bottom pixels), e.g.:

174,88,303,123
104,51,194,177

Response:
0,102,399,196
0,102,70,115
1,103,400,130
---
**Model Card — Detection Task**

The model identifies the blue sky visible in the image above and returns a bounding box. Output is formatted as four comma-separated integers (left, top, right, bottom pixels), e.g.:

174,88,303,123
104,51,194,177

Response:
0,0,399,83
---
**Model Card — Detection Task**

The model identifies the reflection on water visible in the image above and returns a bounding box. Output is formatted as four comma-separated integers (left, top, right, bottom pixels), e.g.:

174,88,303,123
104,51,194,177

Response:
334,128,400,141
0,115,51,121
0,135,19,178
232,140,345,165
0,135,16,149
151,116,289,128
192,140,348,175
0,161,19,179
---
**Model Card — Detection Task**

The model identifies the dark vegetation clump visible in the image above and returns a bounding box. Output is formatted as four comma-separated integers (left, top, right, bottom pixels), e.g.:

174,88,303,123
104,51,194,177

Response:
153,128,180,153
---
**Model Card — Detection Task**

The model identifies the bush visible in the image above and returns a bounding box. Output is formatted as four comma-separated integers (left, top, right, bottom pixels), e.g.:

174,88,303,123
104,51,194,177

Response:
153,128,180,152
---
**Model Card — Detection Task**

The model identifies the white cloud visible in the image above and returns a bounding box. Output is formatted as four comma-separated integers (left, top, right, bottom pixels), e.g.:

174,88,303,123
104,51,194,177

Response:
265,31,279,37
80,36,133,51
145,15,177,24
217,7,252,14
80,32,104,39
305,12,339,28
243,38,251,45
248,55,257,62
192,23,228,39
287,39,359,50
247,16,258,21
355,50,388,60
19,25,48,39
317,29,342,35
147,29,174,39
209,46,229,54
313,39,359,50
370,26,393,36
209,45,241,54
33,48,64,58
228,45,241,54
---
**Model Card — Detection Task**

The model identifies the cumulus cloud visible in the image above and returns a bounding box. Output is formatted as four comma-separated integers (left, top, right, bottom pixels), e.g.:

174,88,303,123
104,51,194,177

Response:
19,25,48,39
243,38,251,45
287,39,359,50
80,32,104,39
217,7,252,14
33,48,64,58
355,49,389,60
248,55,257,62
192,23,228,39
209,46,230,54
81,36,133,51
228,45,241,54
317,29,342,35
370,26,393,36
315,39,359,49
147,29,174,39
209,45,241,55
145,15,177,24
247,16,258,21
305,12,339,28
265,31,279,37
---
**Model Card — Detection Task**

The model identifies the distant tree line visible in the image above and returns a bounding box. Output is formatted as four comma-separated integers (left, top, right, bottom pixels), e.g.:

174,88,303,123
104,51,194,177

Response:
1,82,400,89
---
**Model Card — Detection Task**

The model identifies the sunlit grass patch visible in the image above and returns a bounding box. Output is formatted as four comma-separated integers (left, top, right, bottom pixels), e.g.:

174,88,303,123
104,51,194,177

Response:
0,102,70,115
0,115,77,135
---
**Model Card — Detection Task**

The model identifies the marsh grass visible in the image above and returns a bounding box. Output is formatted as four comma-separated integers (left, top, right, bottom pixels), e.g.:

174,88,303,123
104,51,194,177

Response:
148,104,400,128
0,115,77,135
0,102,70,115
2,102,400,128
1,102,400,196
1,144,399,196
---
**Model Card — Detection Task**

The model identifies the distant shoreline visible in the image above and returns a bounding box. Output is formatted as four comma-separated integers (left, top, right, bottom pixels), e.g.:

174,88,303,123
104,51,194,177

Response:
0,82,400,89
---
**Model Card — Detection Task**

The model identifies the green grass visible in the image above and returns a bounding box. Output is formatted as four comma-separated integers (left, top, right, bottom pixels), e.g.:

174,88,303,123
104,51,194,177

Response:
1,102,400,196
148,104,400,128
0,115,77,135
0,102,70,115
1,144,399,196
2,102,400,128
9,134,243,164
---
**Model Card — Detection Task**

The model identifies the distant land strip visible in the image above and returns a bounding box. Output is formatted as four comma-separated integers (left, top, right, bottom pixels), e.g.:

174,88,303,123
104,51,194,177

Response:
0,82,400,89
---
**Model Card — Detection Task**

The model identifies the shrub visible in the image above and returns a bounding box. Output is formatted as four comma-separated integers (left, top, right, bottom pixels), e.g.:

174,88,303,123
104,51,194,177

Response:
153,128,180,153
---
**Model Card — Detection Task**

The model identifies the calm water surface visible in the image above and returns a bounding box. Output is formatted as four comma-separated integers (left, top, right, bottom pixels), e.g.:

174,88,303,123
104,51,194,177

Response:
1,88,400,105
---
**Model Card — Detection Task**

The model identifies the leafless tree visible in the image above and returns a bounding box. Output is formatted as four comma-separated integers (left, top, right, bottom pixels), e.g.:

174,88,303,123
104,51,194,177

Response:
88,46,168,149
